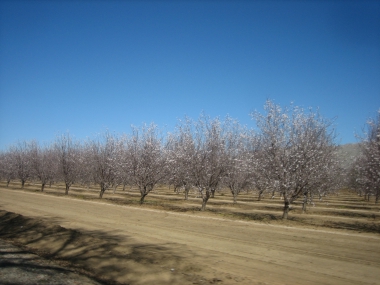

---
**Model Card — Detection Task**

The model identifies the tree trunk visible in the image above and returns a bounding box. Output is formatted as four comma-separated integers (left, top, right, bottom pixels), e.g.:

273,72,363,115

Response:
184,185,190,200
65,183,70,195
230,187,238,204
21,180,25,188
113,185,117,194
210,189,215,198
258,190,263,201
310,194,315,206
282,200,291,220
6,179,10,187
201,191,210,211
140,193,147,205
302,193,307,213
41,183,45,192
99,188,105,198
233,191,237,204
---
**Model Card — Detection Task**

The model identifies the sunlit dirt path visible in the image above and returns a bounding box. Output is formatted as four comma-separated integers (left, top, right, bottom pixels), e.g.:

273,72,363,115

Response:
1,188,379,285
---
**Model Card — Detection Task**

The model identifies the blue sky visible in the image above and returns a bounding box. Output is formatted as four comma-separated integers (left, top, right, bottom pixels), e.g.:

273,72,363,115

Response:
0,0,379,149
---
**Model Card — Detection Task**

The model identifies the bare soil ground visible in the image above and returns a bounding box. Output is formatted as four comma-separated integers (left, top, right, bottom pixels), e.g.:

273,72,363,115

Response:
0,239,103,285
0,182,380,285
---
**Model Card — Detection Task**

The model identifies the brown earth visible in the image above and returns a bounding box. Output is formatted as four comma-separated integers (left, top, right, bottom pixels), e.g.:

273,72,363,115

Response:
0,239,103,285
0,183,380,285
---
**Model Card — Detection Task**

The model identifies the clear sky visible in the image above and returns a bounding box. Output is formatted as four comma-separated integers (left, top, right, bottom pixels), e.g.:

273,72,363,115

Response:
0,0,379,149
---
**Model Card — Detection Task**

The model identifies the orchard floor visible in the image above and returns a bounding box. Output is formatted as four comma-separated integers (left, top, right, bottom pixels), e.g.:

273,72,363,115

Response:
0,183,379,285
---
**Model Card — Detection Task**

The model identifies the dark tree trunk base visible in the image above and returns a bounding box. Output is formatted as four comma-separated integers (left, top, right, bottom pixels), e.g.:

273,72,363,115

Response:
201,191,210,211
233,193,238,204
140,194,147,205
282,201,290,220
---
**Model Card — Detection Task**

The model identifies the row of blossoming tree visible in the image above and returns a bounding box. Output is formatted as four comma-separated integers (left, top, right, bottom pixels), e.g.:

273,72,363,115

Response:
1,101,377,219
349,110,380,203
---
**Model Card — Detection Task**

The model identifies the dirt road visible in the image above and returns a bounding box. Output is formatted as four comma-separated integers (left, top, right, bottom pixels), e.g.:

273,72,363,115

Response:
1,188,379,285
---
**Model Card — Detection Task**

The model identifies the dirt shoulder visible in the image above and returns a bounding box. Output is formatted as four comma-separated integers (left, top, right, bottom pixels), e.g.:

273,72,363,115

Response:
1,187,380,285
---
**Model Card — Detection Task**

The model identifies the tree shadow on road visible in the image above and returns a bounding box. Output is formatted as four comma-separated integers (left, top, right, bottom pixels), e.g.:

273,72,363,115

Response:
0,210,202,285
0,238,105,285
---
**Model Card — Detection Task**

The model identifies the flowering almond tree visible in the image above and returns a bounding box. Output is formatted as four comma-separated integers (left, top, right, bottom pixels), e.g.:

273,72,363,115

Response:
29,142,57,192
190,115,229,211
10,141,34,188
0,151,16,187
252,100,338,219
223,120,253,204
168,117,196,200
84,132,124,198
54,133,81,195
353,110,380,203
126,124,169,204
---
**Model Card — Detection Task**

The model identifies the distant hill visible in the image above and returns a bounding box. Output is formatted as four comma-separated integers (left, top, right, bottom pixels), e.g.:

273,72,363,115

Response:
336,143,361,170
